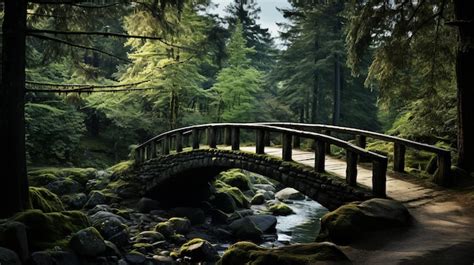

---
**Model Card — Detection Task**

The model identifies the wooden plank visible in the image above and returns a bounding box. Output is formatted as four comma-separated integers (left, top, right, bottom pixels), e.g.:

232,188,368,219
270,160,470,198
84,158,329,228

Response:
346,151,358,186
208,127,217,149
373,158,387,197
256,129,265,154
394,143,406,172
282,133,292,161
323,130,331,154
224,127,231,145
314,140,325,173
162,136,170,155
192,128,200,150
355,135,367,149
232,127,240,150
434,152,452,187
176,132,183,152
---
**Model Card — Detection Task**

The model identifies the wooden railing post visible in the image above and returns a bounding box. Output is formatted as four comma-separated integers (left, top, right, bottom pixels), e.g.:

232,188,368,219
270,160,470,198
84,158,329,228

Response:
208,127,217,148
192,129,200,150
434,151,452,186
293,136,301,149
224,127,231,145
162,136,170,155
183,133,189,147
394,143,406,172
282,133,292,161
136,147,143,163
264,131,271,146
314,140,325,173
373,158,388,197
256,129,265,154
149,141,156,159
355,135,367,149
323,130,331,154
176,132,183,152
346,150,358,186
231,127,240,150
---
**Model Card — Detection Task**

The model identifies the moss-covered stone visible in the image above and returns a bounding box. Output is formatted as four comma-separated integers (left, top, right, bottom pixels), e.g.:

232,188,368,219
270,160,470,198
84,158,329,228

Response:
174,238,219,262
154,222,175,238
268,202,294,216
29,173,58,187
29,187,65,213
217,169,251,191
214,180,250,209
107,160,134,176
12,209,89,251
218,241,350,265
28,167,96,186
317,198,411,244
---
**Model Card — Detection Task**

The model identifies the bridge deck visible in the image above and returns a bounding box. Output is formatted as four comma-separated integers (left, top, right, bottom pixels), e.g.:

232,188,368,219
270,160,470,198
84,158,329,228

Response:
218,146,444,208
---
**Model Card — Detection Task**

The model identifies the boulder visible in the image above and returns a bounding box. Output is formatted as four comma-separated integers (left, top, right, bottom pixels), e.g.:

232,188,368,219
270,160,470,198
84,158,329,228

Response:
317,198,412,244
170,207,206,225
136,231,165,243
0,221,29,262
30,250,81,265
125,250,146,264
154,222,175,238
246,215,277,233
90,211,129,247
168,217,191,234
46,179,82,196
228,217,263,242
275,188,305,201
29,187,65,213
29,173,58,187
269,202,294,216
250,193,265,205
217,169,251,191
174,238,219,263
84,190,107,209
136,197,160,213
88,204,113,215
210,192,236,213
211,209,229,224
218,241,350,265
12,210,89,251
257,190,275,200
69,227,106,257
61,193,87,209
0,247,21,265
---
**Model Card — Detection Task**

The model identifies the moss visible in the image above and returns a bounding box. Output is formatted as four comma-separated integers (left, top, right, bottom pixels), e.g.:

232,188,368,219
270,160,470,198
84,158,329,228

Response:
12,209,89,251
218,241,349,265
175,238,219,262
132,242,153,250
29,173,59,187
29,187,65,213
217,169,251,191
268,202,294,216
28,167,96,185
107,160,134,176
215,183,250,209
154,222,175,238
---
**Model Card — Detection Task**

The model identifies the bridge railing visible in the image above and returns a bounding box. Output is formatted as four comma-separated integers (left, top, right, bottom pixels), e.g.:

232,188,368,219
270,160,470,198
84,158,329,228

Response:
261,122,451,186
135,123,389,197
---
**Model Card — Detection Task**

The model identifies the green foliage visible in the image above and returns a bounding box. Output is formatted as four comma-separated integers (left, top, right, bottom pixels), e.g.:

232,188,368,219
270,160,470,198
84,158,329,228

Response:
211,22,265,122
346,0,456,144
25,100,86,165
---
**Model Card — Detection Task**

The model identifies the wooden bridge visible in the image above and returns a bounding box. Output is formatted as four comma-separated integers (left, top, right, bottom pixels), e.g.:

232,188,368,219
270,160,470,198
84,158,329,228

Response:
135,123,451,206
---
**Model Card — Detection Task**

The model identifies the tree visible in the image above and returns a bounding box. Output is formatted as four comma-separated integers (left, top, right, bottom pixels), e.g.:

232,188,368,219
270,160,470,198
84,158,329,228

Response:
346,0,473,173
211,22,264,122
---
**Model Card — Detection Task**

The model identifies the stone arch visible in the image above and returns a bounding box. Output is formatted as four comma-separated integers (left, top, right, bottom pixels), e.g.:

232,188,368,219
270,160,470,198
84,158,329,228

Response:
136,149,371,210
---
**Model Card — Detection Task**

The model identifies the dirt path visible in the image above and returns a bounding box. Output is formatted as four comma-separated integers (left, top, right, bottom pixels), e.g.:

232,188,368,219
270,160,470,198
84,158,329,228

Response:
234,146,474,264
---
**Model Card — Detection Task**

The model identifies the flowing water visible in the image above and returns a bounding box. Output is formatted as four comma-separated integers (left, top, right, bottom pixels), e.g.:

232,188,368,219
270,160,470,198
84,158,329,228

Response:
274,199,329,243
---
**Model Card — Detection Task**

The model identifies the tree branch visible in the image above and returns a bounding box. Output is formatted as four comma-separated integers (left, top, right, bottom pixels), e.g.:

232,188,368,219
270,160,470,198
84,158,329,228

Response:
26,87,156,93
28,33,131,62
25,79,150,89
27,28,199,51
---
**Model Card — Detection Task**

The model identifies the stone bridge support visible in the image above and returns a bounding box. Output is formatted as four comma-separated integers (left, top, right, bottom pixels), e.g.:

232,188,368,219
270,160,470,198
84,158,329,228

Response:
136,149,372,210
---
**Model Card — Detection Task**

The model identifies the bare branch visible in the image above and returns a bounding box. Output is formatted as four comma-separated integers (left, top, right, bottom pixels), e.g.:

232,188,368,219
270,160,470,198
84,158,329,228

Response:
27,28,199,51
28,33,131,62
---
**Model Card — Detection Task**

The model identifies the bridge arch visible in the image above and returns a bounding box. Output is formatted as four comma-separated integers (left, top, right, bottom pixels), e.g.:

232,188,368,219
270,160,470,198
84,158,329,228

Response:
136,149,372,210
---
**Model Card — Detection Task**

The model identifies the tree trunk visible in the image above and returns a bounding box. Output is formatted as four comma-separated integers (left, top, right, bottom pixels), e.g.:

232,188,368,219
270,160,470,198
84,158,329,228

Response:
333,53,341,125
311,74,319,124
454,0,474,172
0,0,29,218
